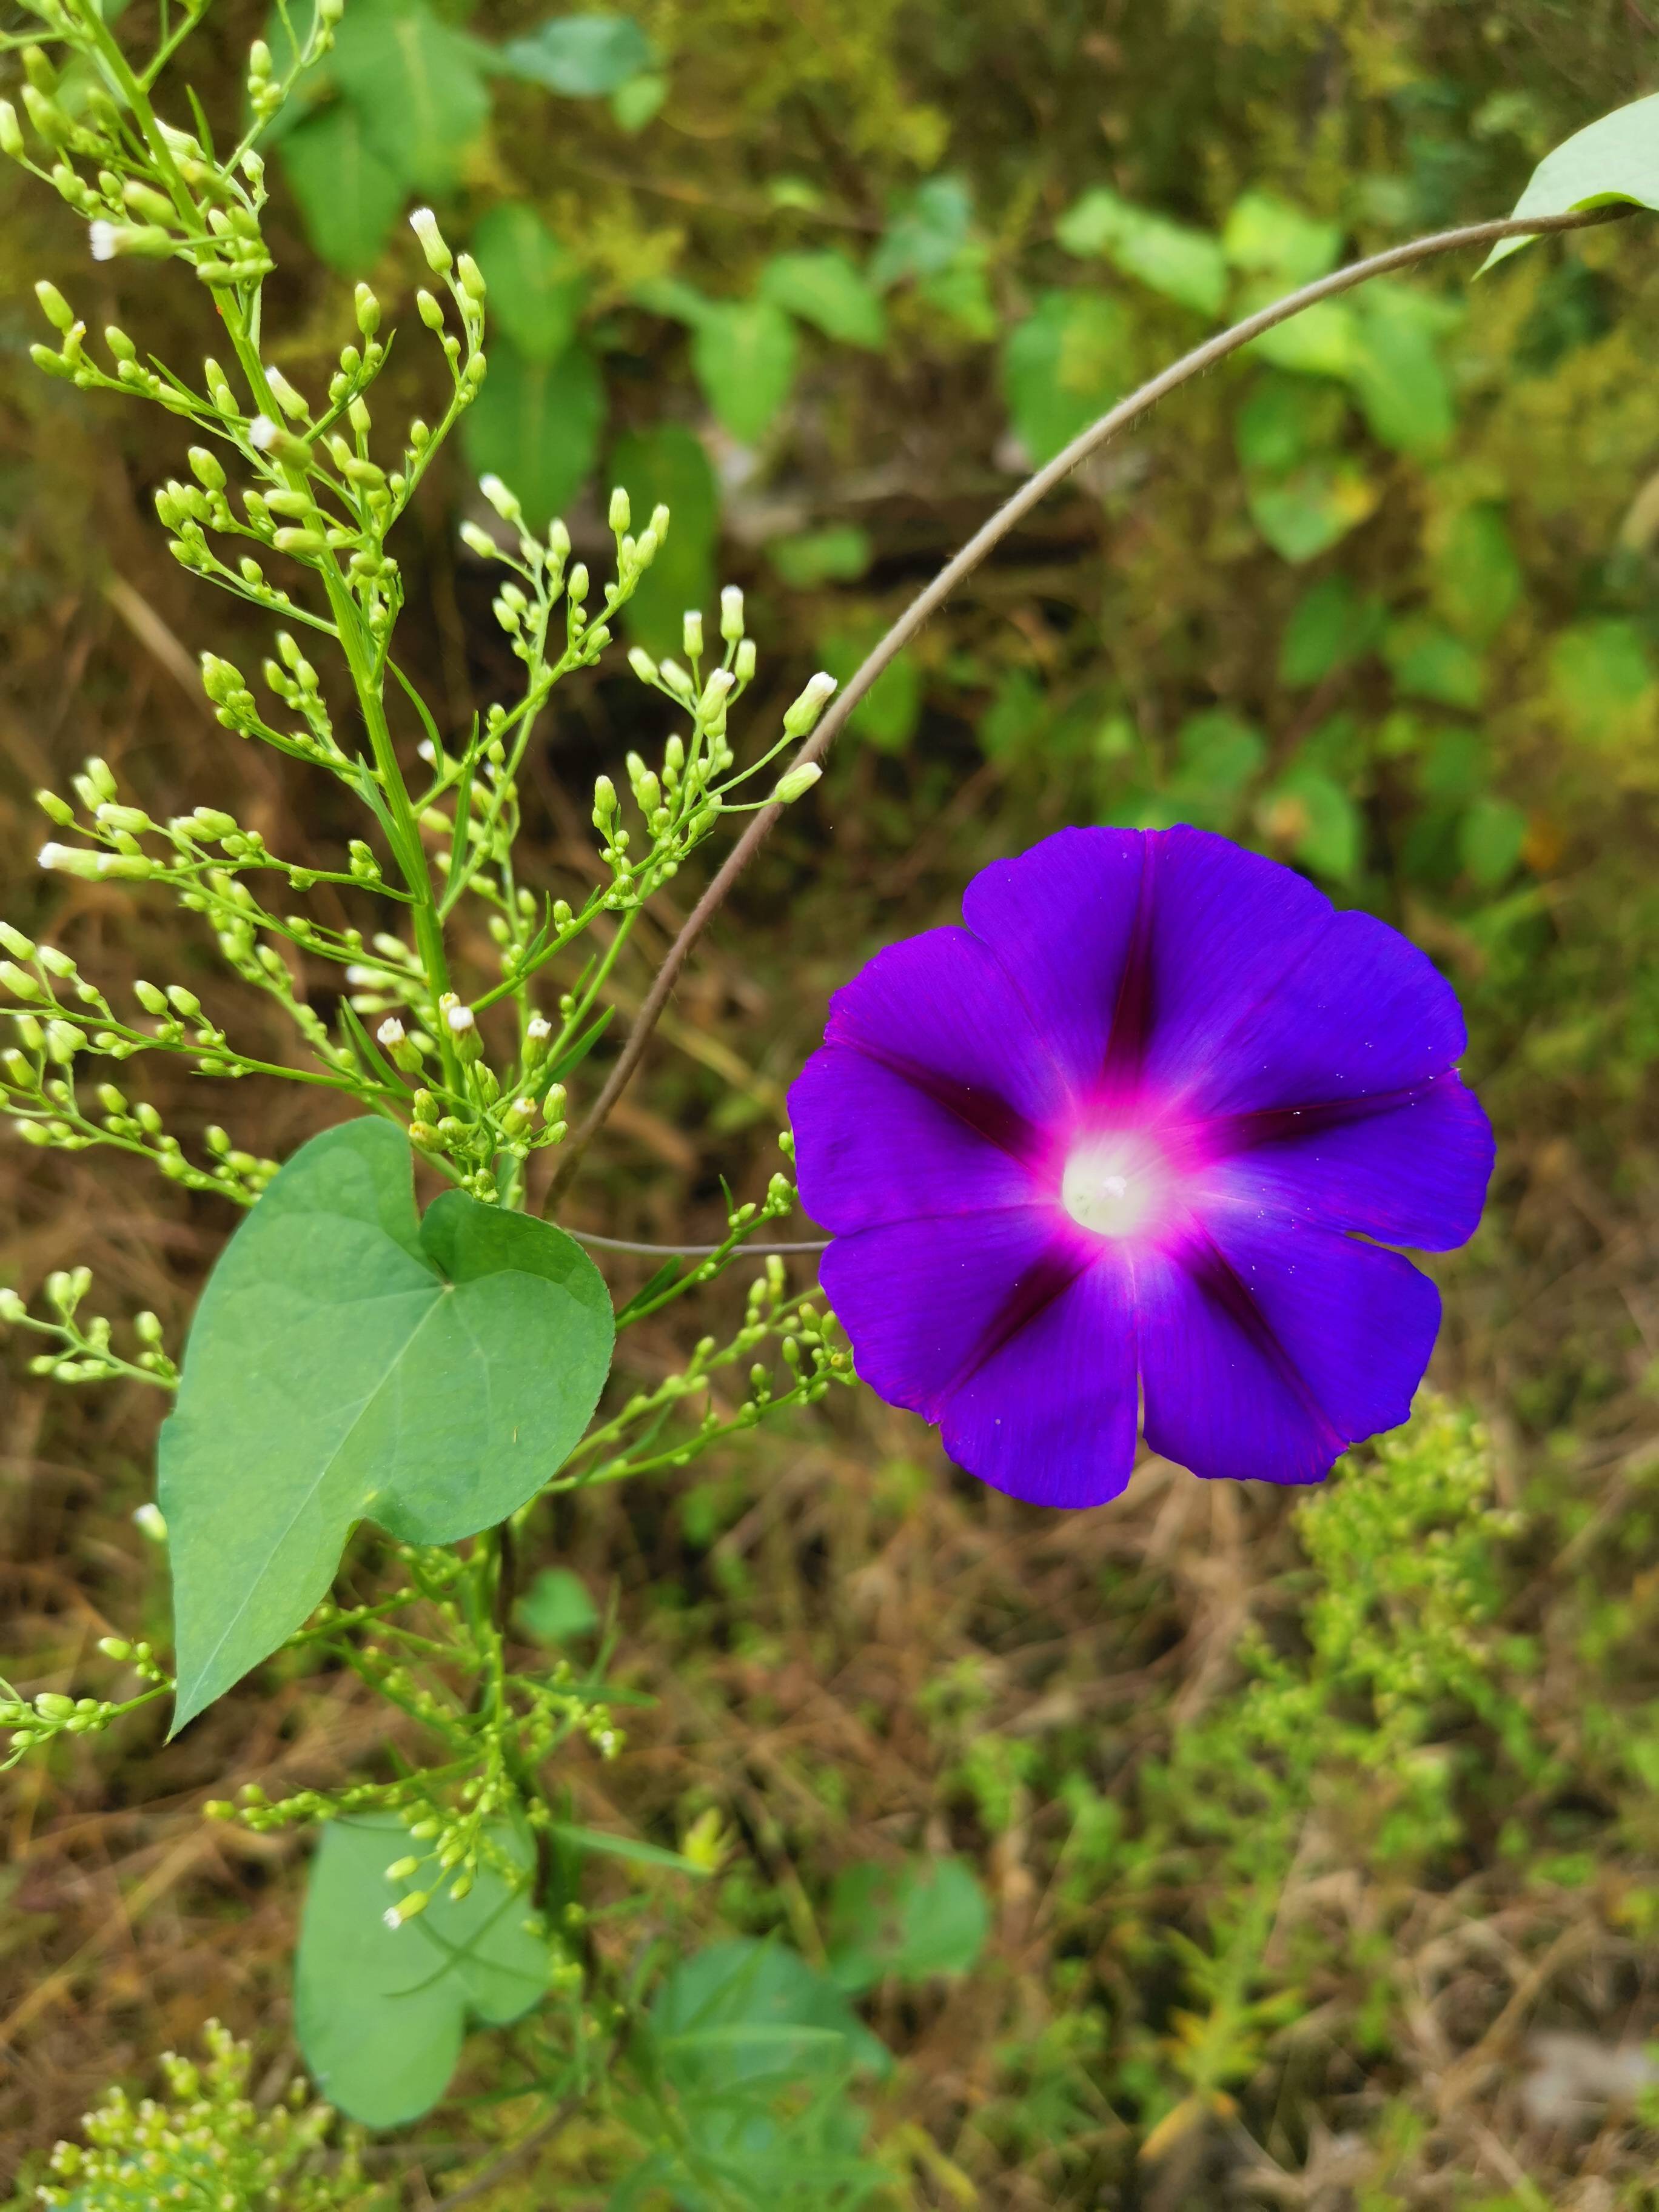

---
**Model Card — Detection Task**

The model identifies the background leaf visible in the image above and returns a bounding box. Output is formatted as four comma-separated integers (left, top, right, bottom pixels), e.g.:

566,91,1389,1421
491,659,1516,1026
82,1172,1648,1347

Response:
471,203,587,362
826,1856,989,1992
1222,190,1343,283
870,176,972,288
295,1814,546,2127
688,300,798,444
822,622,921,751
1247,462,1378,563
1000,289,1131,465
609,422,720,655
1056,187,1228,315
517,1566,599,1642
160,1120,614,1731
1485,93,1659,268
495,13,654,96
463,335,606,529
277,103,404,275
327,0,490,193
652,1939,890,2089
759,251,886,349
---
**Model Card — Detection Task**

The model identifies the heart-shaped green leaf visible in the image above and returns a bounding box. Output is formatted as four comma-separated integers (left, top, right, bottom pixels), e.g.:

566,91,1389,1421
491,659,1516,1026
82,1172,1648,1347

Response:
295,1813,548,2127
1484,94,1659,270
161,1119,614,1732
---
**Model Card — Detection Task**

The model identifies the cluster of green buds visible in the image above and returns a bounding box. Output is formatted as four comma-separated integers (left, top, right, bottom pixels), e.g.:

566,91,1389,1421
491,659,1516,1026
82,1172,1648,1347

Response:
0,0,342,309
2,1636,170,1772
401,994,571,1198
0,1270,177,1387
35,2020,366,2212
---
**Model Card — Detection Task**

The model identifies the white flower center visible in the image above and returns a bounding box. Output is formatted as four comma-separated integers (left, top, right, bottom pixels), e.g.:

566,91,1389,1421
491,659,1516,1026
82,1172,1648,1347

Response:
1062,1133,1165,1239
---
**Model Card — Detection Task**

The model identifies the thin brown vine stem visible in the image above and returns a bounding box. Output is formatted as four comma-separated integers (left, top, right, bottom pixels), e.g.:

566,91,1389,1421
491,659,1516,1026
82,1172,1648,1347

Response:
567,1228,830,1256
546,201,1627,1206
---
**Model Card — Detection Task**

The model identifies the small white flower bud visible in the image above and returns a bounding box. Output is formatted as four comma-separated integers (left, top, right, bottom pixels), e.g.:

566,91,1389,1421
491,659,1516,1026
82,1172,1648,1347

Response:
628,647,658,685
771,761,823,806
682,609,704,659
734,637,757,683
720,585,745,642
132,1502,167,1543
782,669,838,737
89,220,118,263
480,473,523,528
408,207,451,275
247,414,278,451
608,485,631,535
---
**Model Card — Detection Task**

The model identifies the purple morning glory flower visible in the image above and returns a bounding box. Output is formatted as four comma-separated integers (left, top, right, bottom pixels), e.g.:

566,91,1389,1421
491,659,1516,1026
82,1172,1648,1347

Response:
788,826,1493,1507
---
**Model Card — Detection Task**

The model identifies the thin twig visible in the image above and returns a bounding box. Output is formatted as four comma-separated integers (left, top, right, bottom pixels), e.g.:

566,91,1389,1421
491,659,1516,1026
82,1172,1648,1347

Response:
546,202,1626,1204
566,1227,829,1256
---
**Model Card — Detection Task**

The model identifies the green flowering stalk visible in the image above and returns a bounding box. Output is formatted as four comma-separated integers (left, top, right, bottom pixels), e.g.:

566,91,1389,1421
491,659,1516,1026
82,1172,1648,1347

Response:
0,0,845,2148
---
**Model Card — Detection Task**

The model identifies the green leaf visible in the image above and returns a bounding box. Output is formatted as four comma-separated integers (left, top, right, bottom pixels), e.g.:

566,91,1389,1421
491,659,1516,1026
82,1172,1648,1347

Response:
1170,709,1266,820
1278,575,1383,688
1433,506,1522,645
1347,293,1455,457
609,423,720,657
611,69,666,132
758,250,886,349
1001,288,1132,466
869,176,973,289
1459,796,1528,888
1244,292,1361,378
1383,618,1486,709
822,622,921,751
494,13,654,97
327,0,490,193
471,204,587,363
1235,374,1349,475
161,1120,613,1732
689,300,798,444
517,1566,598,1642
979,668,1046,758
1548,617,1656,743
1484,94,1659,270
1247,463,1378,564
1056,187,1228,316
1264,768,1362,882
766,525,872,588
462,335,605,531
278,103,404,276
295,1814,547,2128
653,1940,891,2090
826,1857,990,1994
1222,191,1343,284
546,1819,705,1872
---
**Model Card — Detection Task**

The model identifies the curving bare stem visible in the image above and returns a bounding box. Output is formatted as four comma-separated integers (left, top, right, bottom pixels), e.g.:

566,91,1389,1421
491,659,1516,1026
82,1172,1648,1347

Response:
546,203,1626,1207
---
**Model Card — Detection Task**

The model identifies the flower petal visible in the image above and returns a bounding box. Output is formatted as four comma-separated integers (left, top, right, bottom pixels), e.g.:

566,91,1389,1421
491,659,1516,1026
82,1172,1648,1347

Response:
820,1207,1069,1423
822,925,1070,1131
939,1245,1139,1509
1134,826,1335,1102
1178,907,1471,1118
1136,1210,1440,1485
1195,1072,1494,1252
790,1044,1045,1234
962,826,1147,1094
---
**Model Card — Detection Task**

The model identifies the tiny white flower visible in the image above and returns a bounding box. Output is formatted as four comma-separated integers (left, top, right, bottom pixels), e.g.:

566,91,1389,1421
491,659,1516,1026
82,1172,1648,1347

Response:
344,964,377,987
417,739,436,764
247,414,278,451
89,220,118,263
444,1002,475,1034
526,1014,552,1041
38,843,68,870
377,1016,406,1047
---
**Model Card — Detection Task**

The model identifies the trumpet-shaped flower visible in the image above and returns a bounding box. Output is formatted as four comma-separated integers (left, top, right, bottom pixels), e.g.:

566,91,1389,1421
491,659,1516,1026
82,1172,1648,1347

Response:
788,827,1493,1506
